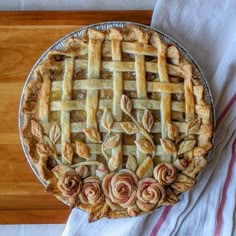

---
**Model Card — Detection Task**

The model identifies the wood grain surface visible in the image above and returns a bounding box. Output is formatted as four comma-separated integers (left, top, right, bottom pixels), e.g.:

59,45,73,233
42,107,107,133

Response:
0,10,152,224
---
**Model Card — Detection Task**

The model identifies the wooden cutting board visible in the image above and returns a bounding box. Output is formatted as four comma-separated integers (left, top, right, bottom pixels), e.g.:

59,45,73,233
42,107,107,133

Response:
0,10,152,224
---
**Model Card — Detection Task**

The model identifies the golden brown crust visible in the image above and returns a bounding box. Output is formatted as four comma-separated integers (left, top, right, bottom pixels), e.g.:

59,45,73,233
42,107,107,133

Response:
21,24,213,222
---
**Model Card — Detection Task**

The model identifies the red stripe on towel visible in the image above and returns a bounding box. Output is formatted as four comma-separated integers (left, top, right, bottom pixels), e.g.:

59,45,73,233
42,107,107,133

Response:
216,94,236,129
214,137,236,236
150,206,172,236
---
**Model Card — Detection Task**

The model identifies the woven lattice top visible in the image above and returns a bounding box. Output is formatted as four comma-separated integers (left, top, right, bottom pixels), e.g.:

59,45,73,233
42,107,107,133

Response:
21,24,213,222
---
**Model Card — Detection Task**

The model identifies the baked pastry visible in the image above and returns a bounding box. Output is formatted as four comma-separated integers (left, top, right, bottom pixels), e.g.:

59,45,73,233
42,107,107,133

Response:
21,23,213,222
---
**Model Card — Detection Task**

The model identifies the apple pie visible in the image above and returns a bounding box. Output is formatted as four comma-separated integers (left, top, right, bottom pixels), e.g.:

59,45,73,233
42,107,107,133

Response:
21,23,213,222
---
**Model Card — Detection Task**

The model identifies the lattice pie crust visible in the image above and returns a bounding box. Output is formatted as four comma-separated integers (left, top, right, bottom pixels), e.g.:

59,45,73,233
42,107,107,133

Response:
21,24,213,222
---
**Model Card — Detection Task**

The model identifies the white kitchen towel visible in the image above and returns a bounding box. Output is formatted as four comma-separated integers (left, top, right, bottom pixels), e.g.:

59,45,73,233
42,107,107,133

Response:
62,1,236,235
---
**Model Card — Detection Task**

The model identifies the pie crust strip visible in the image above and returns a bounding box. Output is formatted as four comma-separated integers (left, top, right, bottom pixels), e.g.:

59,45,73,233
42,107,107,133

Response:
110,29,123,168
183,64,195,161
39,73,51,122
50,99,185,112
51,80,184,94
157,38,171,138
86,29,105,175
135,34,148,165
46,59,185,78
61,58,74,162
183,65,194,122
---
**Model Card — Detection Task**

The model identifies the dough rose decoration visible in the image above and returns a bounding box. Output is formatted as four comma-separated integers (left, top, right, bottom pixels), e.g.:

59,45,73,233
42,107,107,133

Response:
57,171,82,208
153,163,177,185
137,178,166,212
102,169,138,208
79,176,104,205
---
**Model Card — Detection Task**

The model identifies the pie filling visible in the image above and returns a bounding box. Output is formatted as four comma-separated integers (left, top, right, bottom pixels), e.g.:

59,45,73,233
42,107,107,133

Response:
21,24,213,222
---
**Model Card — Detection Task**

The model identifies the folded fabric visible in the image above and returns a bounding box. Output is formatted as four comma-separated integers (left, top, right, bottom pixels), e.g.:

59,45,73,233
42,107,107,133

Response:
62,1,236,235
150,1,236,235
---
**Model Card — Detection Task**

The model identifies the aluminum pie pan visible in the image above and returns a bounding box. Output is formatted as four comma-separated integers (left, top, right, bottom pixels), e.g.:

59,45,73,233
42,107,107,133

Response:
18,21,215,202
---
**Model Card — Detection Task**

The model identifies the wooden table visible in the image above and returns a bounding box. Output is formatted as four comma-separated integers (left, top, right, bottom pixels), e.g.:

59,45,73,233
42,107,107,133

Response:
0,10,152,224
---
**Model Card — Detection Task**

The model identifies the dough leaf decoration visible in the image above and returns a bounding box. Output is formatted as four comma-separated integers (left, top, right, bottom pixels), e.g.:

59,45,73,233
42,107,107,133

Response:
36,142,52,157
142,109,154,133
120,122,139,134
62,142,73,164
88,202,109,223
160,138,176,154
126,155,138,172
108,150,122,172
136,156,153,179
167,123,179,140
178,140,196,155
104,134,120,150
84,128,102,143
135,139,154,154
121,94,132,115
186,118,201,134
101,107,114,131
31,120,44,140
49,123,61,145
76,141,90,159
